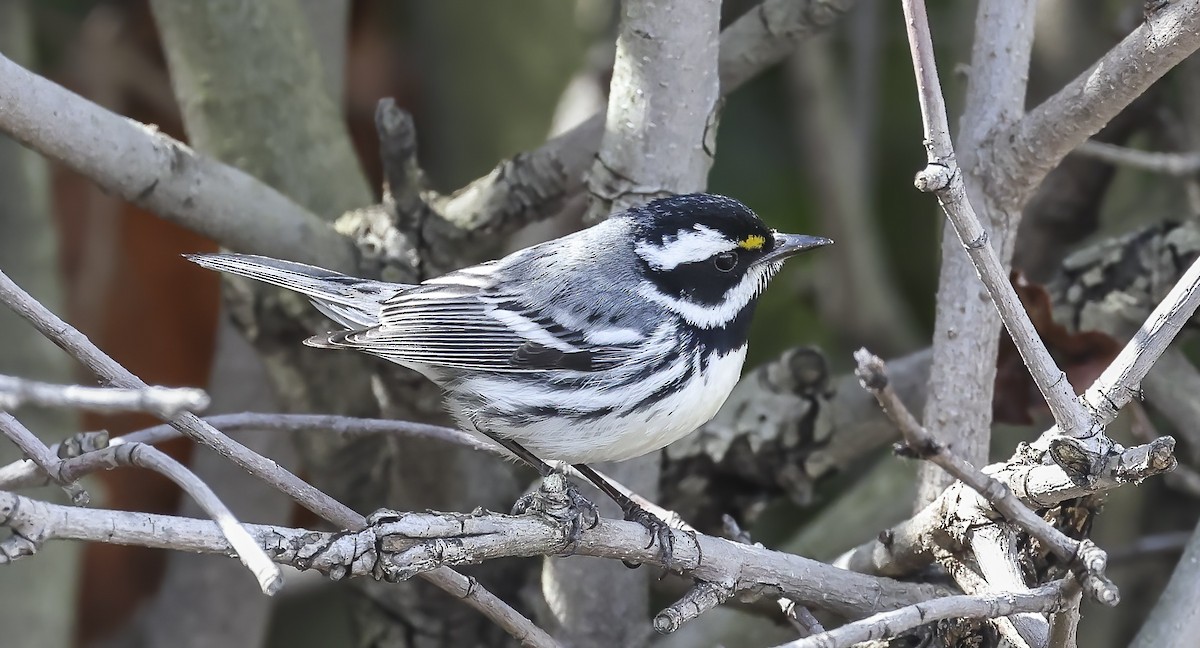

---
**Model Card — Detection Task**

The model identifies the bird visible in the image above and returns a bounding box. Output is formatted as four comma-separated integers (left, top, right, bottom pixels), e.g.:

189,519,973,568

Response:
187,193,831,562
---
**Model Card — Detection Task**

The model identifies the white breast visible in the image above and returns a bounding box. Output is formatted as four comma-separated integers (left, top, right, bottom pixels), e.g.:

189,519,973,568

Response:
486,345,748,464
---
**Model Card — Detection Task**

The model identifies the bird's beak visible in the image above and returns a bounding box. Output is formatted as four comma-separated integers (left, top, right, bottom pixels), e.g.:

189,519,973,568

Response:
755,233,834,266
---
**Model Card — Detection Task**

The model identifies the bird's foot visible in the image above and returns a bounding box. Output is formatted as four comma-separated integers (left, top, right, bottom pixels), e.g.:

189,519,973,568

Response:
512,472,599,551
622,501,675,569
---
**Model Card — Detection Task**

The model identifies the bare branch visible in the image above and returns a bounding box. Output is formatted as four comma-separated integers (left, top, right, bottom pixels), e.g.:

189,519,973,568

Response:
0,490,952,621
0,375,209,417
2,397,278,592
854,350,1118,605
0,269,554,647
774,581,1067,648
654,580,731,634
0,266,361,526
0,53,356,271
916,0,1037,503
718,0,856,95
1082,254,1200,425
723,514,825,638
1047,580,1082,648
1072,140,1200,176
836,436,1175,579
902,0,1092,439
994,0,1200,206
148,0,373,219
583,0,721,216
967,526,1049,646
0,413,86,504
123,413,493,454
101,442,279,594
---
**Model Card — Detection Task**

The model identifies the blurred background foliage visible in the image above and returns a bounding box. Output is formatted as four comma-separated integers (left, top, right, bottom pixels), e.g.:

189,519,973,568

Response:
2,0,1199,646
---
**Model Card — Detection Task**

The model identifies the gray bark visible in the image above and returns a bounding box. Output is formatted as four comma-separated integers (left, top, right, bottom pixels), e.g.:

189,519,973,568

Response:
541,1,723,646
918,0,1038,507
149,0,371,220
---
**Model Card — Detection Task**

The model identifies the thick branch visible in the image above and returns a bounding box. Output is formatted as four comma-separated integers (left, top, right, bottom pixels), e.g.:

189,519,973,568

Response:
0,52,356,271
148,0,372,219
913,0,1040,503
429,0,857,238
993,0,1200,206
1130,521,1200,648
0,491,951,621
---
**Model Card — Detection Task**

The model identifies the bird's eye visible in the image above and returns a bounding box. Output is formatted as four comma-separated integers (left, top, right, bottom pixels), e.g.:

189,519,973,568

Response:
714,251,738,272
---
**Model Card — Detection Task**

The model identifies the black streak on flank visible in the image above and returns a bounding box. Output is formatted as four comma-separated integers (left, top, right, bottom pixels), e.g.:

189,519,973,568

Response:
511,342,594,372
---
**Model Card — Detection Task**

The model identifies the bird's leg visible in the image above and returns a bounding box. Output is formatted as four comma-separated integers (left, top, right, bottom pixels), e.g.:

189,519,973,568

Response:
572,463,675,568
475,429,599,547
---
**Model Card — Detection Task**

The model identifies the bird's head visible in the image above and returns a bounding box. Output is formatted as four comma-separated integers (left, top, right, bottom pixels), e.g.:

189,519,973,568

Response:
624,193,832,328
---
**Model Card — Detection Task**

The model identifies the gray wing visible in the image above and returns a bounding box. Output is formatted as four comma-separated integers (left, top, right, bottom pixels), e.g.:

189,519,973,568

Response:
310,268,646,374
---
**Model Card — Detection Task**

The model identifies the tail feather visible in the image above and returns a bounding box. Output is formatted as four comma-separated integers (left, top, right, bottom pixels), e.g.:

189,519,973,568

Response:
185,253,407,329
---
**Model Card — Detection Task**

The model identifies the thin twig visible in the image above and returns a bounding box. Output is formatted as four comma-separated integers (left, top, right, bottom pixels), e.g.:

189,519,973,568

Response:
0,413,494,490
853,349,1118,605
1109,531,1193,565
773,580,1068,648
0,413,87,504
83,442,280,593
0,268,556,648
1082,254,1200,425
0,374,209,417
0,266,360,527
1073,140,1200,176
900,0,1092,439
654,581,731,634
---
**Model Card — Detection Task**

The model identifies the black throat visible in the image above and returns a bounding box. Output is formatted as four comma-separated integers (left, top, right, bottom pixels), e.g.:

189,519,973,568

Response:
680,299,758,358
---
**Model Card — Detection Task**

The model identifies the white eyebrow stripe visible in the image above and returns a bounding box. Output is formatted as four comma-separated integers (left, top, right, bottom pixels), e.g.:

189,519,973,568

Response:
635,225,734,270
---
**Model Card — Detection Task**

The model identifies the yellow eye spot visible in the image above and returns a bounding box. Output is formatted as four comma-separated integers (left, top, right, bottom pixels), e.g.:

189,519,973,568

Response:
737,235,766,250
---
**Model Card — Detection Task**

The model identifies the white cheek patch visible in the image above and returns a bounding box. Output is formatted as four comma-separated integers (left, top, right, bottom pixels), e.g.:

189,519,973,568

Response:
635,225,734,270
638,263,778,328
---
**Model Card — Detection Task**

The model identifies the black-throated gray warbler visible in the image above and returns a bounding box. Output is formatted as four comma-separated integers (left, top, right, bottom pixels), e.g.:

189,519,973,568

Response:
188,193,830,560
